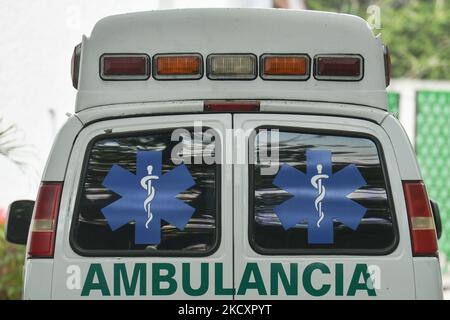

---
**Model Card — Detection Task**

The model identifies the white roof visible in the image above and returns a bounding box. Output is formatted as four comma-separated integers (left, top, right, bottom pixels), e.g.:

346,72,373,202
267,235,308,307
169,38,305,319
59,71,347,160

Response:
75,8,388,113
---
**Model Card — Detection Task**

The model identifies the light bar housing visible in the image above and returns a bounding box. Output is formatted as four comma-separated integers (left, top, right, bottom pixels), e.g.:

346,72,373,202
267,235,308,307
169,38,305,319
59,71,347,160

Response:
100,54,150,80
207,54,257,80
314,54,363,81
153,54,203,80
260,54,310,80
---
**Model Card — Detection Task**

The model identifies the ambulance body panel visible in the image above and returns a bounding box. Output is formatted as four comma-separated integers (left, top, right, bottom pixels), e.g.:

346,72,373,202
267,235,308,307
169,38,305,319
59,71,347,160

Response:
23,101,442,299
413,258,443,300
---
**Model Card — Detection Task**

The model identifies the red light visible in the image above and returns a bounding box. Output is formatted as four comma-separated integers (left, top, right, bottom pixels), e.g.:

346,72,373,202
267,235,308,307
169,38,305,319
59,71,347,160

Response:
383,45,391,87
71,43,81,89
315,55,362,80
403,181,438,256
101,54,149,80
104,57,147,75
28,183,62,258
204,101,260,112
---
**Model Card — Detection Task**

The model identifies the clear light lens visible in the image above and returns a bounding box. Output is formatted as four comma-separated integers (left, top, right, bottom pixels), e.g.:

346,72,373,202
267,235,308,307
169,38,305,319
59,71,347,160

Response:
207,54,257,79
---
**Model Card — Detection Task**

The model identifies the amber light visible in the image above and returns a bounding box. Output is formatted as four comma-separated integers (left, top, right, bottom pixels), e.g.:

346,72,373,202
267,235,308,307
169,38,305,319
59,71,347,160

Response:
262,55,309,79
154,54,202,79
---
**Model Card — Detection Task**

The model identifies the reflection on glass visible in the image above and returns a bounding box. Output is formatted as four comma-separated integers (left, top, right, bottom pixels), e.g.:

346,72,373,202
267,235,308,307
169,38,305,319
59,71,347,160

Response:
252,130,395,252
74,130,218,253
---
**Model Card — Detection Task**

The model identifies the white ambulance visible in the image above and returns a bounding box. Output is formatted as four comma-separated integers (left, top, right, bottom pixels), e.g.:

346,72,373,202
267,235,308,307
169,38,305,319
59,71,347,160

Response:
5,8,443,299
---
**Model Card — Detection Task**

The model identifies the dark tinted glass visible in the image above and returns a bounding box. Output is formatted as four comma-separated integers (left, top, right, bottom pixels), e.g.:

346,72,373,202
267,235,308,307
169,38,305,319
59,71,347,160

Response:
72,129,218,255
252,130,396,253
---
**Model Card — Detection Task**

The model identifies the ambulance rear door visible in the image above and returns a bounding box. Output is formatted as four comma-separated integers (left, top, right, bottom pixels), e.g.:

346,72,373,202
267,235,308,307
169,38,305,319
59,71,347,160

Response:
233,111,415,299
51,113,233,299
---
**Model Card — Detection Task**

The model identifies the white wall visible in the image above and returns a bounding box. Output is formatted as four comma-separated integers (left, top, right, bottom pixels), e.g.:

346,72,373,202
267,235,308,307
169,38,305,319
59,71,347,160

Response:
0,0,158,207
0,0,278,209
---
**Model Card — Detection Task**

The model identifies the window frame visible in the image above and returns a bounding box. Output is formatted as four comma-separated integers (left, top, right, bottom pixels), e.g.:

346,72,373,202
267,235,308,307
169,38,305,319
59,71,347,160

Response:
248,125,399,256
69,127,222,257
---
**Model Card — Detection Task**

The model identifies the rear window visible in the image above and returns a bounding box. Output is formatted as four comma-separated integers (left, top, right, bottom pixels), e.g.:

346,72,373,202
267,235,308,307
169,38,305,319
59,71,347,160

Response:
71,129,219,256
251,129,397,254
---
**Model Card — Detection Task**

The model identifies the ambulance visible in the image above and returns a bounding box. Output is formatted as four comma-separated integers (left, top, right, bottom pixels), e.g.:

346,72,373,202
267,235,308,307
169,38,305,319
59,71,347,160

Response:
5,8,443,299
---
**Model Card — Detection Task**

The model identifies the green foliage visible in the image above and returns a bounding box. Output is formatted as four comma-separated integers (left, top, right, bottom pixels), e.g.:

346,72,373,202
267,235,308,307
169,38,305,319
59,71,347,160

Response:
0,117,32,300
306,0,450,80
0,224,25,299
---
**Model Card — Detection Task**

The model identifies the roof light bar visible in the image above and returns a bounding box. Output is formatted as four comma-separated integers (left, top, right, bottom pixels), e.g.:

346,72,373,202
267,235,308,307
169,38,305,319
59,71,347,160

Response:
314,54,363,81
100,54,150,80
153,54,203,80
207,54,257,80
261,54,310,80
95,52,368,82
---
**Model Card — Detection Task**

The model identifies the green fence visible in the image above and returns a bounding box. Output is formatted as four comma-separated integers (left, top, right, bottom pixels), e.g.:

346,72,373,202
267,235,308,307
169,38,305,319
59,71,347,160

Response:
388,90,450,264
416,91,450,261
387,92,400,118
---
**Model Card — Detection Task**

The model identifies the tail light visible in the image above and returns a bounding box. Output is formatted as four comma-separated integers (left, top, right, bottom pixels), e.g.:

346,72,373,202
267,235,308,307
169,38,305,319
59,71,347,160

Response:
261,54,310,80
28,183,62,258
403,181,438,256
204,100,260,112
153,54,203,80
207,54,257,80
100,54,150,80
71,43,82,89
314,54,363,81
383,45,391,87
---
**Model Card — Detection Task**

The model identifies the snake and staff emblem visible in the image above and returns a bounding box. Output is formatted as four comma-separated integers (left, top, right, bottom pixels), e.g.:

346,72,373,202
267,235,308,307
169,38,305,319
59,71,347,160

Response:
140,165,159,229
310,164,329,228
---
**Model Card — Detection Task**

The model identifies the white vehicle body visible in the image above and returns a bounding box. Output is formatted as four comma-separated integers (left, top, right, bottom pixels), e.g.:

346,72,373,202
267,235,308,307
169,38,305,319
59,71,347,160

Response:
13,8,442,299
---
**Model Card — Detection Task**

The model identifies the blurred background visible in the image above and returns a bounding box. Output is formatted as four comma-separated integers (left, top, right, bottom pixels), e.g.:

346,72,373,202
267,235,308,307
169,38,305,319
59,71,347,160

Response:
0,0,448,299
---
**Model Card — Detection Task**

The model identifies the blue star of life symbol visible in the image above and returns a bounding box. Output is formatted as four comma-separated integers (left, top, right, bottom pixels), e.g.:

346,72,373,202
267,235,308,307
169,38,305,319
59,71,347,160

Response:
101,151,195,245
272,149,367,244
